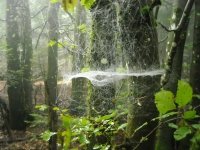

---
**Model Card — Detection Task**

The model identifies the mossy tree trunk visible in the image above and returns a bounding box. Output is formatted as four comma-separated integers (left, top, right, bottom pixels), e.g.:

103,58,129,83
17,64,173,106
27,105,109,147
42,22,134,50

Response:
190,0,200,115
71,0,87,116
118,0,160,149
156,0,194,150
6,0,25,130
88,0,117,117
46,2,59,150
187,1,200,150
87,0,117,149
19,0,33,120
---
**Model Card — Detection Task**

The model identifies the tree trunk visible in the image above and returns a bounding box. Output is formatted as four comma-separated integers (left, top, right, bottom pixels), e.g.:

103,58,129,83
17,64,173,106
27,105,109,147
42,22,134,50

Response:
88,0,117,117
46,2,59,150
190,0,200,115
19,0,33,120
71,0,87,116
118,0,160,149
156,0,194,150
6,0,25,130
87,0,117,149
187,1,200,150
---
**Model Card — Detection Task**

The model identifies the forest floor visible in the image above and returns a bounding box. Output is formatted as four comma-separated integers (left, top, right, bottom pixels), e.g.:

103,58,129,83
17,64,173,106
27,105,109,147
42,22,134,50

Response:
0,80,73,150
0,81,49,150
0,127,48,150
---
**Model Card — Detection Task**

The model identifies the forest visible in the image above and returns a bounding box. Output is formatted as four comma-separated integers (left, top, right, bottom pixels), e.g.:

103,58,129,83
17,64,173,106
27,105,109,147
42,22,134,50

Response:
0,0,200,150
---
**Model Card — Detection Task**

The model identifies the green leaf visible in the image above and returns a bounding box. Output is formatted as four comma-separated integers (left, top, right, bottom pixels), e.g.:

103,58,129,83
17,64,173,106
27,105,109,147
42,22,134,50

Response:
62,0,78,12
117,123,127,131
79,134,89,144
50,0,59,3
78,24,87,33
48,40,57,47
174,126,192,141
53,107,60,111
93,145,101,149
168,123,178,129
176,80,193,107
192,124,200,130
35,104,48,111
183,110,196,120
95,111,116,122
80,0,95,9
40,130,56,141
62,130,71,149
61,114,72,128
190,131,200,150
155,90,176,115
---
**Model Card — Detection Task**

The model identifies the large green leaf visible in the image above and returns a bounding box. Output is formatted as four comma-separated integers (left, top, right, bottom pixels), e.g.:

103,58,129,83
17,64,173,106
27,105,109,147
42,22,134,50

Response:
174,126,192,141
155,90,176,115
176,80,193,107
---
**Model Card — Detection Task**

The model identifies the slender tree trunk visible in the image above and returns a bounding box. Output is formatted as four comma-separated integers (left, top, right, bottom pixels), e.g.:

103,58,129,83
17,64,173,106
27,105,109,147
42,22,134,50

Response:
156,0,194,150
118,0,160,149
19,0,33,120
46,2,59,150
6,0,25,130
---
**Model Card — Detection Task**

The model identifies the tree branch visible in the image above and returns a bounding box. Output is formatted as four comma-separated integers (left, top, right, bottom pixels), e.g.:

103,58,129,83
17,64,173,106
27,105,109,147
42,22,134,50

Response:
31,6,48,18
159,0,194,32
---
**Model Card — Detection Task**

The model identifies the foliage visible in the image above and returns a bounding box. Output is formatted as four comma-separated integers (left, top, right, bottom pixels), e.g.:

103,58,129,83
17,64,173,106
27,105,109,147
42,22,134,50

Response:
33,105,127,149
155,90,176,115
155,80,200,146
80,0,95,9
57,110,127,149
176,80,193,107
27,105,49,128
41,130,57,141
61,0,95,11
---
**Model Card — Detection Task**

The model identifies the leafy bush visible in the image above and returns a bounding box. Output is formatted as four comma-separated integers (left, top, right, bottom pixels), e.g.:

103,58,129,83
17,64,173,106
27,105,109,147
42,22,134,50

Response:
33,104,127,149
155,80,200,148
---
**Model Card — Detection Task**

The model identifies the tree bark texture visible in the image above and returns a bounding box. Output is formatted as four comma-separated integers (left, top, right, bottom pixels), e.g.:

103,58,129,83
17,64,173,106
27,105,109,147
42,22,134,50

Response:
87,1,117,148
71,1,87,116
19,0,33,120
90,0,117,70
118,0,160,149
6,0,25,130
46,3,59,150
88,0,116,117
119,0,159,71
190,0,200,115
